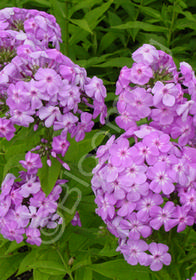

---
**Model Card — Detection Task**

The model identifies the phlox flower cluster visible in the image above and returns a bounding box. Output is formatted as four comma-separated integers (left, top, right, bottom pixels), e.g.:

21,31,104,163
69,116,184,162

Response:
92,123,196,271
0,7,107,168
0,151,64,246
116,44,196,146
0,7,102,245
92,44,196,272
0,7,61,53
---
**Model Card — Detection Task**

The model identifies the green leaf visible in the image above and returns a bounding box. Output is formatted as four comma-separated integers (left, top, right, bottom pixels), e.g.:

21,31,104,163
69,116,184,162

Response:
0,253,26,280
175,18,196,30
75,267,93,280
95,57,133,68
3,153,25,177
69,0,102,16
65,129,106,164
70,19,93,34
139,6,161,19
34,269,65,280
33,269,50,280
37,156,61,196
112,21,168,32
17,249,39,275
22,0,51,8
5,241,26,255
30,261,67,275
72,255,92,272
89,259,151,280
85,0,113,30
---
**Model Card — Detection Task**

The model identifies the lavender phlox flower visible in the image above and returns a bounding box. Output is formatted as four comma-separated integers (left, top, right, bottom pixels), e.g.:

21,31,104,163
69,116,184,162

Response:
180,188,196,212
148,243,171,271
29,190,54,213
95,193,116,221
10,108,35,127
120,212,152,240
157,50,177,76
0,118,16,140
27,205,49,228
71,211,82,227
1,220,25,243
0,173,15,198
143,131,171,156
149,201,178,231
172,205,194,232
126,182,149,202
93,100,107,125
118,162,147,186
183,147,196,164
132,44,159,65
19,175,41,198
129,63,153,85
147,162,175,195
109,137,132,168
9,187,23,206
25,227,41,246
38,105,61,128
98,163,120,183
0,196,11,217
168,158,189,186
115,110,136,131
116,66,132,92
152,81,178,107
84,76,106,102
134,124,158,139
46,213,62,229
58,81,80,112
125,87,153,119
92,44,196,272
176,100,195,122
48,183,63,201
19,151,42,174
53,112,78,134
107,216,128,238
96,135,115,163
135,191,164,222
7,205,30,227
71,112,94,142
24,79,43,110
107,179,127,201
180,62,195,86
35,68,62,97
119,239,149,266
151,103,177,125
6,81,30,110
52,134,70,157
116,197,136,217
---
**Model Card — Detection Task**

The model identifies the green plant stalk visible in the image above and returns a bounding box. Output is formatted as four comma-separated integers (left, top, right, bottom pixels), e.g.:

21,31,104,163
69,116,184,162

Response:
64,0,69,56
126,0,144,46
167,1,177,48
55,244,74,280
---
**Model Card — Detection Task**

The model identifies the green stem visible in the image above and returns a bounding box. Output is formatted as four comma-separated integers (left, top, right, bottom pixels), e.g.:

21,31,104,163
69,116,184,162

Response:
126,0,144,46
167,1,176,48
56,246,68,268
64,1,69,56
55,245,74,280
183,227,191,247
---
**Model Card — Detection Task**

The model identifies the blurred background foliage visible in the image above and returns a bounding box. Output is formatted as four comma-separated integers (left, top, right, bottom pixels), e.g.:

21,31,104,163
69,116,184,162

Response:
1,1,196,279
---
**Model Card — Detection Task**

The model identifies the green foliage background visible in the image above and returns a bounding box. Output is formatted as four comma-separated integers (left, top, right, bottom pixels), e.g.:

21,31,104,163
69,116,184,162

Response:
1,0,196,280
